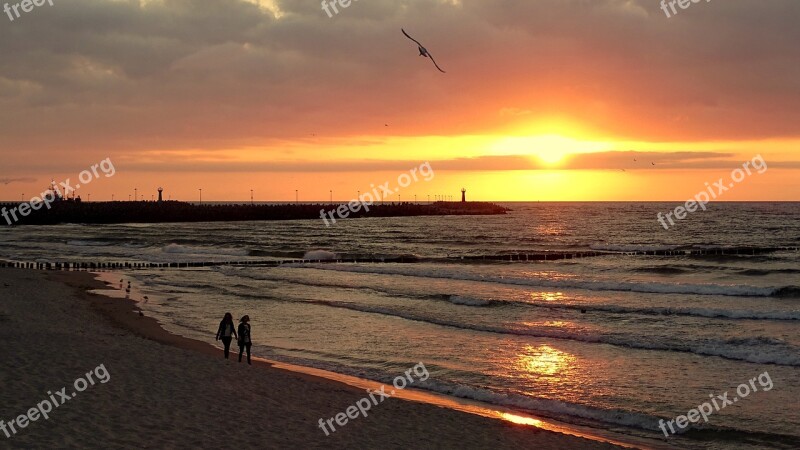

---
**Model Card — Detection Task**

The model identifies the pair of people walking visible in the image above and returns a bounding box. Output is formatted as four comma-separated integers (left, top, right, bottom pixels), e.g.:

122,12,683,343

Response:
215,313,252,364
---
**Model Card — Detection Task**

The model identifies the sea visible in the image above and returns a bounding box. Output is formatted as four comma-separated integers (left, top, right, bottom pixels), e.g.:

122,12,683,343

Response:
2,202,799,449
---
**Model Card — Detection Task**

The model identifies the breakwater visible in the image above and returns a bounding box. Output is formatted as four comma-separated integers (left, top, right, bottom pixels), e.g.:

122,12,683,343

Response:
0,200,509,226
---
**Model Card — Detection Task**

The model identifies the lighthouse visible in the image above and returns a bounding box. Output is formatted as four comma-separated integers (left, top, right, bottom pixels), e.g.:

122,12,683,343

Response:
461,188,466,203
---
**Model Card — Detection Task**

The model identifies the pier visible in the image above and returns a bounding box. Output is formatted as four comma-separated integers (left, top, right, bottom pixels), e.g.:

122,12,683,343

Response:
0,200,509,226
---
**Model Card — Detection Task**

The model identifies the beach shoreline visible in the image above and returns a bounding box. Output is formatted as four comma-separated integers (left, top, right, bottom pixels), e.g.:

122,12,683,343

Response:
0,267,646,449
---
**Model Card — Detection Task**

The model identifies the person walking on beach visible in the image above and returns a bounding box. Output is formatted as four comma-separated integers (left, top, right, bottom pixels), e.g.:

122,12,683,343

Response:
237,315,252,365
215,313,238,359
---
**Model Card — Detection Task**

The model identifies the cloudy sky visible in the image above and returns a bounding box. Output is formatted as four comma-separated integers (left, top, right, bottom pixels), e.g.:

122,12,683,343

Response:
1,0,799,201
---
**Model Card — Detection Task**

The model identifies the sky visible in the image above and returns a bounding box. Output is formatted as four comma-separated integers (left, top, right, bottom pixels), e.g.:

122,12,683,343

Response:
0,0,799,202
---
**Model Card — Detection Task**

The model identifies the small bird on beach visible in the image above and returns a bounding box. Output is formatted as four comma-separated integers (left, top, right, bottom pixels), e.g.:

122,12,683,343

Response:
402,29,446,73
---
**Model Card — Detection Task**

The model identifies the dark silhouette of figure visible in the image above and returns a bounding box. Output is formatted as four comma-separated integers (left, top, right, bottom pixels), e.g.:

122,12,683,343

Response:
215,312,238,359
237,315,252,365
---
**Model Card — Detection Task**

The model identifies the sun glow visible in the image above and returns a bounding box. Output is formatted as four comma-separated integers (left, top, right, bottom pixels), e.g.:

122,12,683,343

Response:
488,134,614,167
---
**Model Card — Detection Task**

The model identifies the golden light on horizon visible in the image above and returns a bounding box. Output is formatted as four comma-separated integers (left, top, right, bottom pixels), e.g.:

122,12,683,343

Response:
488,134,614,168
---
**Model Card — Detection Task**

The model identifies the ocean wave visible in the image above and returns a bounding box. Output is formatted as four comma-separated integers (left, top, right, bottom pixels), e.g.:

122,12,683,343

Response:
67,240,114,247
308,300,800,366
419,380,666,431
303,250,338,260
631,266,689,275
447,295,500,307
737,268,800,276
161,243,249,257
221,268,800,320
255,352,667,433
301,264,796,298
522,301,800,321
590,244,679,252
772,286,800,298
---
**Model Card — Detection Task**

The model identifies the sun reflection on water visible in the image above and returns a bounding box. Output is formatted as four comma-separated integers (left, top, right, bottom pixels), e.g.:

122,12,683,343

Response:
530,291,565,302
516,344,576,378
498,412,544,427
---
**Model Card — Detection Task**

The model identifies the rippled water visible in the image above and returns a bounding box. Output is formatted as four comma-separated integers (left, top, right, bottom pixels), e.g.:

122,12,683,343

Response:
2,202,799,449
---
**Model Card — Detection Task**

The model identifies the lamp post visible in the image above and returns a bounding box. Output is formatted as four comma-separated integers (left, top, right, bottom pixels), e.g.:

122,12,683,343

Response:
199,188,202,203
295,190,298,203
250,189,254,205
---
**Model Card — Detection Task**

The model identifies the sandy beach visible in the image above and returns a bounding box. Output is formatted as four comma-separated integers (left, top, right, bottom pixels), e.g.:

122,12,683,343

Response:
0,268,626,449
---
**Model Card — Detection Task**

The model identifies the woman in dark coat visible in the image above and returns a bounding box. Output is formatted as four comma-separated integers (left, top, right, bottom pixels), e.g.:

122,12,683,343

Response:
237,315,252,365
215,313,238,359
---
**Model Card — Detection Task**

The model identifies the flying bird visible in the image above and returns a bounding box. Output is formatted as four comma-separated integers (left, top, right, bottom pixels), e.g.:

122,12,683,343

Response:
402,29,445,73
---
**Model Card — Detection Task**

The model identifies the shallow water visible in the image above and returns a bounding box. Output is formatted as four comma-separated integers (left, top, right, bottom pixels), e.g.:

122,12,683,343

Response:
2,202,799,449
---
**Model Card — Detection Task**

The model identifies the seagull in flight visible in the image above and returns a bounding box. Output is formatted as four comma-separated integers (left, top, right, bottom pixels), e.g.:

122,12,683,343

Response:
402,29,445,73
